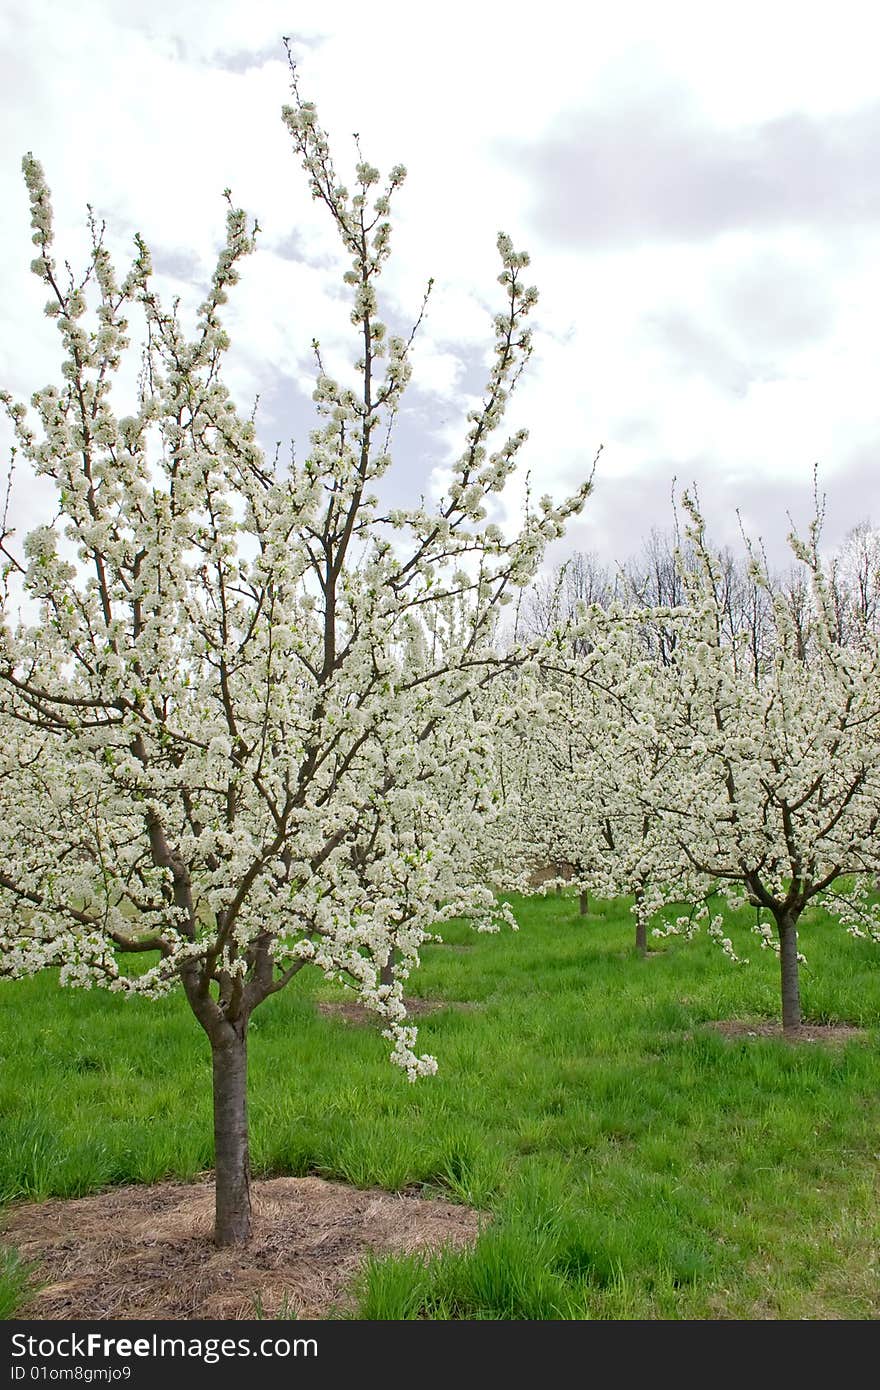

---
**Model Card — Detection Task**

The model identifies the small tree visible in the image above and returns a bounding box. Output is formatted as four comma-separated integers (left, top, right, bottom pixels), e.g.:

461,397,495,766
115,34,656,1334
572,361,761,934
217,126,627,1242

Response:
828,520,880,646
0,68,589,1244
492,621,683,952
637,497,880,1029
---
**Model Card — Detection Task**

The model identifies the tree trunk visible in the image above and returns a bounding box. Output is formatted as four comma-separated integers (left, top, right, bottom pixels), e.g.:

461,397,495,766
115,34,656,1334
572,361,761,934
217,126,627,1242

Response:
634,886,647,957
210,1026,251,1246
635,916,647,956
579,890,589,917
380,948,396,990
776,914,801,1033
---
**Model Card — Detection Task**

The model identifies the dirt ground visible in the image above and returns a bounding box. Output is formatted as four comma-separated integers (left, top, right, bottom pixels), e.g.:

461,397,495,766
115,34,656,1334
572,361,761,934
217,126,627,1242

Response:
2,1175,483,1320
706,1019,864,1044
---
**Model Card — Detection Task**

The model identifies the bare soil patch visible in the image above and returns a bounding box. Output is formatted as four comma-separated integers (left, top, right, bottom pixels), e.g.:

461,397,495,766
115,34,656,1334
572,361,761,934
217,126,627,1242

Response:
706,1019,864,1045
2,1175,483,1321
315,998,479,1026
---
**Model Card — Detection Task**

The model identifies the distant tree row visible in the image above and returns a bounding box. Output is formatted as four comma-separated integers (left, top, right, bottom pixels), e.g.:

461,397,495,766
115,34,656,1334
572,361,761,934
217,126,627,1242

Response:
519,517,880,669
492,499,880,1031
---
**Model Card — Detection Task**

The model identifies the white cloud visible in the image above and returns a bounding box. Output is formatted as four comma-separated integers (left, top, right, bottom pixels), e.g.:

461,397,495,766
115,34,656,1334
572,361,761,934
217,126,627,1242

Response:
2,0,879,571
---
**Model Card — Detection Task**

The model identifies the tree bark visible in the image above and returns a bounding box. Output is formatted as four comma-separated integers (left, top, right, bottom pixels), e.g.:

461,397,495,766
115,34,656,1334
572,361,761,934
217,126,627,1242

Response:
634,885,647,957
380,948,396,990
776,914,801,1032
635,916,648,957
210,1026,251,1246
579,890,589,917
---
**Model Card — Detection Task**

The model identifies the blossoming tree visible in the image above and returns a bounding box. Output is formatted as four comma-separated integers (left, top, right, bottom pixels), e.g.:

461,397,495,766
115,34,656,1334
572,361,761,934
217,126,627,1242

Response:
638,498,880,1029
488,618,686,952
0,71,590,1245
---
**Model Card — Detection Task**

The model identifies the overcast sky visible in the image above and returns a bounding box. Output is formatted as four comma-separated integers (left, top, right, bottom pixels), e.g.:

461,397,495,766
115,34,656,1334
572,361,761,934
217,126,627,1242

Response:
2,0,879,572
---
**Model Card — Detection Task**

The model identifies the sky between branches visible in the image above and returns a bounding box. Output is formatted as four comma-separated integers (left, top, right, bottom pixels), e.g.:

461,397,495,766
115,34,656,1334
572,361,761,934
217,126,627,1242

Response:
1,0,878,570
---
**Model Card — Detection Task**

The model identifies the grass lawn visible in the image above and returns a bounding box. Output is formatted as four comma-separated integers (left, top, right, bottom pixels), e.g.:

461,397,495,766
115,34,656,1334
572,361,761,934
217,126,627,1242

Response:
1,892,879,1319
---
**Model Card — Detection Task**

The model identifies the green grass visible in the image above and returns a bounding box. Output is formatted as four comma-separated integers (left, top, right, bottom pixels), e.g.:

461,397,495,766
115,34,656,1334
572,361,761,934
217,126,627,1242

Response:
0,1248,34,1320
1,891,879,1318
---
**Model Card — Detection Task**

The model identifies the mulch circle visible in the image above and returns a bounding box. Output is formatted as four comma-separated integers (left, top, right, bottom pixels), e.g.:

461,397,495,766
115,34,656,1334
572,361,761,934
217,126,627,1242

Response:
2,1175,484,1321
705,1019,864,1044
